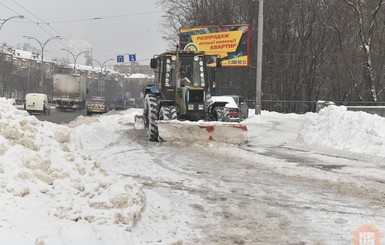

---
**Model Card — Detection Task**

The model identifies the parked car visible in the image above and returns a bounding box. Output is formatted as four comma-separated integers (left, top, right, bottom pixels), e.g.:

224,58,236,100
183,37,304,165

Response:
228,95,249,120
206,96,241,122
24,93,50,115
126,99,139,108
114,99,126,110
86,97,108,115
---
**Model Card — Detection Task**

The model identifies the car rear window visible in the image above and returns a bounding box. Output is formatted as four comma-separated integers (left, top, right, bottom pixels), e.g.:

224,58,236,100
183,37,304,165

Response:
231,96,240,105
89,99,105,104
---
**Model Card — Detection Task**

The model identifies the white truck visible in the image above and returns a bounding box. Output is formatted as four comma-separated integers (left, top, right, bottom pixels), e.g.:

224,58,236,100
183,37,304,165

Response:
52,74,87,111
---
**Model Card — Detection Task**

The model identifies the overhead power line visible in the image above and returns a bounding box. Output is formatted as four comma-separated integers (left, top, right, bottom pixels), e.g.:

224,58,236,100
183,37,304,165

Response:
8,0,83,52
39,10,163,25
0,2,53,37
0,2,18,14
11,0,45,24
3,0,54,36
1,1,163,62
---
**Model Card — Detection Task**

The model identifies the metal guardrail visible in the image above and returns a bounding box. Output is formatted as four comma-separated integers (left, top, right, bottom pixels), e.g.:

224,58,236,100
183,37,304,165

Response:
316,100,385,117
245,100,385,115
246,100,316,114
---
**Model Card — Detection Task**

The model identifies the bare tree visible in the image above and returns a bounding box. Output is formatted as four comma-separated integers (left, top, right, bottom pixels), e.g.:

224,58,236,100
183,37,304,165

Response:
158,0,385,112
342,0,385,101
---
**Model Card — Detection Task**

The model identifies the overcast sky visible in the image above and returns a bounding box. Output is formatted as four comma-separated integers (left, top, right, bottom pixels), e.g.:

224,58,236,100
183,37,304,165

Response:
0,0,170,66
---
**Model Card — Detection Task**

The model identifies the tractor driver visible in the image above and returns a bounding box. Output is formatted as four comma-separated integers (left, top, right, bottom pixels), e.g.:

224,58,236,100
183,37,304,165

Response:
180,66,192,86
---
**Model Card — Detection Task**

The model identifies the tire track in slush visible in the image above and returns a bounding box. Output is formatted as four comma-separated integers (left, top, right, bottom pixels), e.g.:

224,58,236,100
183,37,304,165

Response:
119,127,385,244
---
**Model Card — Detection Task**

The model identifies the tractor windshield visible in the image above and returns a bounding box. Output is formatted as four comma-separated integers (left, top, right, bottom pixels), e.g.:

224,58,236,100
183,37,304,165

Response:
167,55,206,88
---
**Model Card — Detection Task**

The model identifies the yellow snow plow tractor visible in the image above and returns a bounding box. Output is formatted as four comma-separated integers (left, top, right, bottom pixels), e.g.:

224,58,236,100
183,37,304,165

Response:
135,50,248,144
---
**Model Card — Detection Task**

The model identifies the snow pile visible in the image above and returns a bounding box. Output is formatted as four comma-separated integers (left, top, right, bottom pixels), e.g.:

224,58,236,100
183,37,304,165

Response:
69,109,141,152
0,98,145,231
260,110,303,120
299,105,385,156
242,109,302,125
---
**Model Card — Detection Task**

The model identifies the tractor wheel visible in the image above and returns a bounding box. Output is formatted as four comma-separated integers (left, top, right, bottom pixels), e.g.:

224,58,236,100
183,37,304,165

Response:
214,106,230,122
159,105,177,120
144,93,160,141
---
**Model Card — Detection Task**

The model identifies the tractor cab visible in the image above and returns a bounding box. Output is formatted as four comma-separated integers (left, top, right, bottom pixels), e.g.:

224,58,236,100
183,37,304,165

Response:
150,51,210,120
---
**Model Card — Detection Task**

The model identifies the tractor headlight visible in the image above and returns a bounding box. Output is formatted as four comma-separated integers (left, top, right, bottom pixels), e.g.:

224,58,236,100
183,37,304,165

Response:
198,104,204,110
188,104,194,110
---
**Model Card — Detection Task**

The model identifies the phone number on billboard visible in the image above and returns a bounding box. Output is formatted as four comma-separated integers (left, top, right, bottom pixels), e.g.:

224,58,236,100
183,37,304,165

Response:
228,60,247,65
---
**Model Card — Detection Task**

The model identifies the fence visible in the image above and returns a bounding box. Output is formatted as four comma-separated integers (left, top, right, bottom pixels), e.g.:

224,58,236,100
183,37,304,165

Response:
246,100,316,114
246,100,385,116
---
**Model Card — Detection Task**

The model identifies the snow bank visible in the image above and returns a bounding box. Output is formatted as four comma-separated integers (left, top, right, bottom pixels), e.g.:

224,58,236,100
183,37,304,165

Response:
243,109,302,124
299,105,385,156
0,98,145,233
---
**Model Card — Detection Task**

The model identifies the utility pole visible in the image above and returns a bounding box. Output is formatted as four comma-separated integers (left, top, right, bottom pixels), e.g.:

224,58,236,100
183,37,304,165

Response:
255,0,264,115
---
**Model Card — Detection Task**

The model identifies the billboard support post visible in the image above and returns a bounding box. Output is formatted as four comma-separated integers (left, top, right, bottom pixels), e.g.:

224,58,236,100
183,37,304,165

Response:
255,0,263,115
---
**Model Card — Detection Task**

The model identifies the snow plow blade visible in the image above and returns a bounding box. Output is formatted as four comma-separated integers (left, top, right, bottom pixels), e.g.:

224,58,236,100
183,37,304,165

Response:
156,120,248,145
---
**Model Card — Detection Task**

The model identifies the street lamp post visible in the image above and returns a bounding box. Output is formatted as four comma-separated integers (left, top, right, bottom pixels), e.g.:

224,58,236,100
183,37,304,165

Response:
61,49,89,73
92,58,114,96
23,35,61,93
93,58,114,73
0,15,24,31
255,0,263,115
21,60,32,97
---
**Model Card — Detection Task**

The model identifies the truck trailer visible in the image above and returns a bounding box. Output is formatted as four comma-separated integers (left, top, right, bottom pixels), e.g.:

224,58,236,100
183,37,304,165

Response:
52,74,87,111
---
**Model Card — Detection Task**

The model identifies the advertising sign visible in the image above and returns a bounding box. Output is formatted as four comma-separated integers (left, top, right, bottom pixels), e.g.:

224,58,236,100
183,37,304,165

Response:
179,24,250,67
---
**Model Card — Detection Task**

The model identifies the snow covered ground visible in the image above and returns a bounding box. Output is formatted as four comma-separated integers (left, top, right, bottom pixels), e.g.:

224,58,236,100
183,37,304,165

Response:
1,97,384,244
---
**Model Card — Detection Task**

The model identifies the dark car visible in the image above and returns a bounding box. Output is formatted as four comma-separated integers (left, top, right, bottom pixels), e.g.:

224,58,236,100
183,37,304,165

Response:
86,97,108,115
229,95,249,120
114,99,126,110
